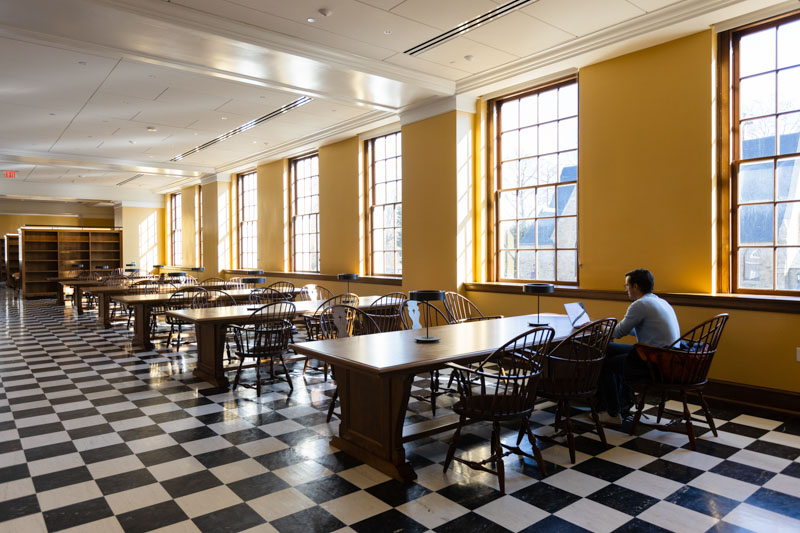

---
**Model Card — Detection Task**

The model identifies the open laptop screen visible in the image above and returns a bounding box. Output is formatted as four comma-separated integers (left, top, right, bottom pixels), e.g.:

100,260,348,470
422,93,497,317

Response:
564,302,590,328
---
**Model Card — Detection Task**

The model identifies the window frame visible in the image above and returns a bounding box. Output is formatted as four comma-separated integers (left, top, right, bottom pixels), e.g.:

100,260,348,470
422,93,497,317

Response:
170,192,182,266
195,185,203,267
722,10,800,295
290,153,320,273
236,171,258,270
365,131,403,276
488,76,580,285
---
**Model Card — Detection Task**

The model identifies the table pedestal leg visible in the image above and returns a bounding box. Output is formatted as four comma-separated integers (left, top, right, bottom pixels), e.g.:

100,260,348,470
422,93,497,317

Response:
331,368,416,482
57,285,64,305
98,294,111,329
133,304,154,350
193,323,230,389
75,287,84,315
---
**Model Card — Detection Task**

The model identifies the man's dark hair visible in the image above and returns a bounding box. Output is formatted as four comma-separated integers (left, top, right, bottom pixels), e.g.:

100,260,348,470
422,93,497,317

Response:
625,268,654,293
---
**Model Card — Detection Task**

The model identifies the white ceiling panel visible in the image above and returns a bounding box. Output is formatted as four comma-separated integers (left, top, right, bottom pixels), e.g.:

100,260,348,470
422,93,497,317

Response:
82,92,148,122
523,0,646,37
626,0,683,13
464,11,575,57
0,36,115,84
390,0,500,31
356,0,405,10
154,87,233,112
383,52,472,81
416,36,518,74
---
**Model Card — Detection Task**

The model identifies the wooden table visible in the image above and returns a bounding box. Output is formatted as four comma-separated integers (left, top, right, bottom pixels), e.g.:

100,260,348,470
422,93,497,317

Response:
289,314,575,483
166,296,381,388
57,280,110,311
114,288,266,349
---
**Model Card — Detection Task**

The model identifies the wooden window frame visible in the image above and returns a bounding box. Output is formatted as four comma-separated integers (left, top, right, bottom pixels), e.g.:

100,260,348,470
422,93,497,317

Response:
721,10,800,295
196,186,203,267
237,171,258,270
289,153,320,273
364,131,402,277
487,76,579,285
169,192,182,266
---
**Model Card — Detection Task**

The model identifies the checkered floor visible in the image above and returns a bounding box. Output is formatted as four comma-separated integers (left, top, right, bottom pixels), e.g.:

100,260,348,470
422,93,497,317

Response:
1,287,799,533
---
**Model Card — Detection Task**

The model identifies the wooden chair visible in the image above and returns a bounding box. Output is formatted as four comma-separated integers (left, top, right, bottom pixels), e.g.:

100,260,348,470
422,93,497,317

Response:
267,280,295,300
302,293,359,380
401,300,451,415
297,284,333,302
319,304,381,421
537,318,617,463
165,286,207,350
199,277,227,287
444,326,555,493
366,292,407,332
192,289,237,362
126,280,159,328
443,291,502,323
225,276,256,290
231,301,296,395
249,287,289,304
629,313,729,450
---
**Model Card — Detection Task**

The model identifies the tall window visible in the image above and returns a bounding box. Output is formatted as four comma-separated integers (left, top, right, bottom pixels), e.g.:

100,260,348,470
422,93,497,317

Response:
492,78,578,283
195,186,203,267
170,192,182,266
237,171,257,269
291,154,320,272
730,13,800,293
366,132,402,275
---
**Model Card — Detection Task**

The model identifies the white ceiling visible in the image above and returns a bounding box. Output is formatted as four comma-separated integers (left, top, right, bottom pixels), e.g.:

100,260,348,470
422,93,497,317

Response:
0,0,795,205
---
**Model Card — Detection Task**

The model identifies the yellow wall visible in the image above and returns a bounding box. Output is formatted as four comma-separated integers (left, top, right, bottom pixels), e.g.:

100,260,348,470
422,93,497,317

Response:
257,160,287,272
116,206,164,272
579,31,714,292
319,137,361,275
0,215,112,236
180,186,196,266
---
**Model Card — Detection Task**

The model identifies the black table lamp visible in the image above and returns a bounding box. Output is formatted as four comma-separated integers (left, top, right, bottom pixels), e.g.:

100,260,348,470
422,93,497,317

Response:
409,290,445,343
95,265,109,270
246,270,264,275
338,273,358,293
241,277,266,285
167,272,186,278
523,283,554,326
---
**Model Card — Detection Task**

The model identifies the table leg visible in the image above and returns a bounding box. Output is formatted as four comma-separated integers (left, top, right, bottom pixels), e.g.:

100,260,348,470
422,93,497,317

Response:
56,285,65,305
98,294,111,329
75,287,84,315
193,323,230,388
330,368,416,482
133,303,154,349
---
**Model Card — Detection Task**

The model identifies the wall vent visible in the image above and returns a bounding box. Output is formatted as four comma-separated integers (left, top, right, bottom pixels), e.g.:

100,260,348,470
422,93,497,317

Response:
404,0,536,56
171,96,312,162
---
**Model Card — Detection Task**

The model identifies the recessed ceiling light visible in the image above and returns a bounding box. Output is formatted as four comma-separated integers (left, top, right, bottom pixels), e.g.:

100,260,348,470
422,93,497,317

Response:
49,113,56,116
128,140,135,144
307,17,316,22
464,55,474,61
78,61,87,65
146,126,158,132
193,132,198,136
318,8,331,16
384,29,392,35
220,116,228,120
252,140,257,144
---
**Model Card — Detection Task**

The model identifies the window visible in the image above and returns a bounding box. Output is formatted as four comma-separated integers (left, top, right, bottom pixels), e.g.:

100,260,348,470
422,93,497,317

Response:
366,132,402,275
237,171,257,269
729,13,800,293
491,78,578,283
291,154,320,272
195,186,203,267
170,192,182,266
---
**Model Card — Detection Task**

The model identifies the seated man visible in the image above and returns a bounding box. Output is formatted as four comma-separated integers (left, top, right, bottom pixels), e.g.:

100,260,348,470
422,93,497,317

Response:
597,268,680,424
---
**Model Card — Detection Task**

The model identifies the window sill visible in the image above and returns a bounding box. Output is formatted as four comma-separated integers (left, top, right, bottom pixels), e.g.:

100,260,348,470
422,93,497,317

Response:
261,271,402,286
463,282,800,314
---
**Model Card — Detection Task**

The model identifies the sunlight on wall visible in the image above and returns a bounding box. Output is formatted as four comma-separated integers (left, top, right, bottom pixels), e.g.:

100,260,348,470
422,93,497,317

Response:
218,188,230,271
457,113,474,285
138,211,158,272
358,141,366,275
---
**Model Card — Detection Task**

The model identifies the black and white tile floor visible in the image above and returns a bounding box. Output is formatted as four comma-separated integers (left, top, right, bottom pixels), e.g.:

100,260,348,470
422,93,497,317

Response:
1,287,799,532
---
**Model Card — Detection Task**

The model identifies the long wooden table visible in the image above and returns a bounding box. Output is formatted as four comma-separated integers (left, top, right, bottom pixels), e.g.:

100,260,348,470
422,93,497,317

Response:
166,296,381,388
289,314,575,483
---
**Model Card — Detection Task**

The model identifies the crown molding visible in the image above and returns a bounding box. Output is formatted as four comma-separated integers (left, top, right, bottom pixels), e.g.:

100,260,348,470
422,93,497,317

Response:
0,179,164,205
713,0,800,31
399,95,477,126
117,200,163,208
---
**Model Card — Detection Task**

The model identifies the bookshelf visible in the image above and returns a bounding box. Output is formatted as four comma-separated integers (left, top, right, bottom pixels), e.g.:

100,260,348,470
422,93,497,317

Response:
0,236,5,284
18,227,122,299
5,234,20,288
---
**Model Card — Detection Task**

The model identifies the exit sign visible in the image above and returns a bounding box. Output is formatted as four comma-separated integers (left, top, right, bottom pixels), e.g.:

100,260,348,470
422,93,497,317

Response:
3,170,15,178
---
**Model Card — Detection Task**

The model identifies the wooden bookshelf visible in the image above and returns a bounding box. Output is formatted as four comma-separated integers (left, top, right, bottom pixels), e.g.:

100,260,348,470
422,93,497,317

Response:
5,234,20,289
0,236,5,284
18,227,122,299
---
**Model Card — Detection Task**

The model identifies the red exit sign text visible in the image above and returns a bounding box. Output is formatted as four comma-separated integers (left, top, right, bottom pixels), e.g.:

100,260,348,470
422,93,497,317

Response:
3,170,15,179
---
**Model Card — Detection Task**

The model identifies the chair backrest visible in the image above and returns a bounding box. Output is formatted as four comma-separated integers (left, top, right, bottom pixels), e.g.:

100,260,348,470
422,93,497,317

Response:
401,300,450,330
313,293,359,315
638,313,729,386
443,291,486,323
320,304,381,339
298,284,333,302
544,318,617,398
168,286,207,310
225,276,255,290
267,281,295,298
199,277,227,287
236,302,296,355
449,327,555,418
367,292,407,332
192,288,236,309
129,280,159,294
103,276,127,287
250,287,289,304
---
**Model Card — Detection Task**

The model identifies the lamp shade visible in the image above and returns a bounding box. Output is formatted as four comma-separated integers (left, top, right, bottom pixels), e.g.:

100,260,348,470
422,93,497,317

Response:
241,277,266,284
153,264,165,269
523,283,554,295
246,270,264,275
125,262,136,267
73,263,85,269
338,273,359,281
190,267,205,272
95,265,109,270
409,290,445,302
124,268,140,273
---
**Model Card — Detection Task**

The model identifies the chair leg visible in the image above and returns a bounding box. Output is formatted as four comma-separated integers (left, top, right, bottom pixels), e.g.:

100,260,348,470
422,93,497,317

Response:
430,370,438,416
589,400,608,448
492,421,505,494
280,356,293,392
326,388,338,422
630,384,649,436
524,421,547,478
698,391,718,437
323,362,329,382
255,357,262,397
232,357,245,391
563,400,576,464
656,392,666,423
443,417,465,473
175,325,182,350
681,390,696,449
302,358,309,375
554,401,563,431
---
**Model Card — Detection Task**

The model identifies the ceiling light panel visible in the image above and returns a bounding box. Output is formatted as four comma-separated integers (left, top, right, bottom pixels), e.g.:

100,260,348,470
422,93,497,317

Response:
522,0,645,37
416,36,517,73
391,0,499,32
463,11,574,57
